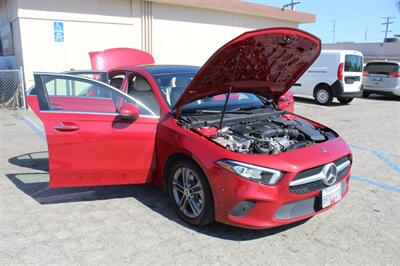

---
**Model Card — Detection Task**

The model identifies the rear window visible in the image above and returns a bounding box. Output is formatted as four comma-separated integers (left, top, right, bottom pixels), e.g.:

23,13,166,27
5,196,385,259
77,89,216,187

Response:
344,55,363,72
364,62,399,75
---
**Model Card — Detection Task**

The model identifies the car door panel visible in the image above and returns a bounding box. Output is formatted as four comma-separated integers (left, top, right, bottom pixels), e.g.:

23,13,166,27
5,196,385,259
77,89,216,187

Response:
41,112,157,187
28,73,159,187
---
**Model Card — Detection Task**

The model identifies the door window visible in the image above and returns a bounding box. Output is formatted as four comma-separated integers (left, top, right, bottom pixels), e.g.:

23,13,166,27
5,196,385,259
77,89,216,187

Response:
127,74,160,116
344,55,363,72
33,74,156,116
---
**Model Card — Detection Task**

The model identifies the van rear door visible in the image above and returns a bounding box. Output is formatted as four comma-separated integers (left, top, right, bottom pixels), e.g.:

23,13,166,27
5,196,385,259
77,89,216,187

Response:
342,54,363,92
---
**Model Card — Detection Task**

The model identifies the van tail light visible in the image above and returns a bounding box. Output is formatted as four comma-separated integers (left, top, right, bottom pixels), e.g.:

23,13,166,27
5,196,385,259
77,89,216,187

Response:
388,72,400,78
337,63,344,81
363,71,369,76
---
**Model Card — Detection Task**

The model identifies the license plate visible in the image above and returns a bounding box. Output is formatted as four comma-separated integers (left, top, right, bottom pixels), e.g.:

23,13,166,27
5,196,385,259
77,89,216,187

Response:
370,76,383,82
321,183,342,208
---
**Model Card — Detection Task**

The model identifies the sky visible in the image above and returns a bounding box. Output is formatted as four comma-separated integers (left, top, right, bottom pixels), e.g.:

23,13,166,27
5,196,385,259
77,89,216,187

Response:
247,0,400,43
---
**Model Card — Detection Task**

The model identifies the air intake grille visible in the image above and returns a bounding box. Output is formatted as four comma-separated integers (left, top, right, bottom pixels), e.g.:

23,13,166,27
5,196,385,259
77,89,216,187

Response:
289,156,350,194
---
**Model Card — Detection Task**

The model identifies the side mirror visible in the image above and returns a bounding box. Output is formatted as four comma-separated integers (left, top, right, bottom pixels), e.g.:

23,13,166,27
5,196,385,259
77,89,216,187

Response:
118,103,140,121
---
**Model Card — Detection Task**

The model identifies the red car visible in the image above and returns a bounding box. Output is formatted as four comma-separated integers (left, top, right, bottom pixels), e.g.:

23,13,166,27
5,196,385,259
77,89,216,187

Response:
27,28,351,229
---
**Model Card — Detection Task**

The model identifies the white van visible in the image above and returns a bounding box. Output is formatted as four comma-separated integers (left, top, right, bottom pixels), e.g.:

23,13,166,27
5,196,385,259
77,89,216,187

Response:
290,50,363,105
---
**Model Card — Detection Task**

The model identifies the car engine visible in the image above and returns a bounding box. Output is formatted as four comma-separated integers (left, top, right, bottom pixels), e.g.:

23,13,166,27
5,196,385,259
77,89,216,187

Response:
180,107,337,155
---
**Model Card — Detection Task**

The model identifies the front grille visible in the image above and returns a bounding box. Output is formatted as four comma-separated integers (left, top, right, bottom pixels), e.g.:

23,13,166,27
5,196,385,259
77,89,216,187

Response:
289,156,350,194
276,180,347,220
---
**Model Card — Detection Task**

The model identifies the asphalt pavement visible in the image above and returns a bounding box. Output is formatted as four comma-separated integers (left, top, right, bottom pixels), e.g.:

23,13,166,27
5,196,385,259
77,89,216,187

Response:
1,95,399,265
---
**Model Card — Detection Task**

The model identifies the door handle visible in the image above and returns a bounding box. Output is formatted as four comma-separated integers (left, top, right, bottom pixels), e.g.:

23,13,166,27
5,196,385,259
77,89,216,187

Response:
54,123,80,131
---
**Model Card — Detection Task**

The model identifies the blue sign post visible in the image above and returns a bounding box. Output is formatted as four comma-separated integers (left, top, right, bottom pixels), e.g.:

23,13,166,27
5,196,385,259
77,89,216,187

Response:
53,22,64,42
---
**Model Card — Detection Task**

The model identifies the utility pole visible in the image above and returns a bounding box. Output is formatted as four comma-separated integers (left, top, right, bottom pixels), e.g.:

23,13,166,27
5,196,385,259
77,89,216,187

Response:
332,19,336,43
364,26,368,42
381,16,396,40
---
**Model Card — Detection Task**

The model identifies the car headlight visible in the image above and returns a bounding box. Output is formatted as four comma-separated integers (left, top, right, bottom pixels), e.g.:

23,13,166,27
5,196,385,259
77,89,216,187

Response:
216,159,283,185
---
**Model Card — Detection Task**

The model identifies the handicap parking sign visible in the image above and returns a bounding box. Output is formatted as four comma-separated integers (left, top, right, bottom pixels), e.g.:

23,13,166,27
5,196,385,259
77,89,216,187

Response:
54,22,64,42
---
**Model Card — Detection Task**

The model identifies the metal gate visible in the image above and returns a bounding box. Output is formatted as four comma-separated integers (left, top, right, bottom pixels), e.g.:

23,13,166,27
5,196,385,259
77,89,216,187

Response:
0,68,26,110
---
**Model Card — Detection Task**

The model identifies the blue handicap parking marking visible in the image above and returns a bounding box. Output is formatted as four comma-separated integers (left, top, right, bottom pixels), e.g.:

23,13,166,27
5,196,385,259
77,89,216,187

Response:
351,175,400,193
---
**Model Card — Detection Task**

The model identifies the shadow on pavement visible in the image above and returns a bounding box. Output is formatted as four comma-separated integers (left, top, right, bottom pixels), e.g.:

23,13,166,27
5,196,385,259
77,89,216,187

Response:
360,94,400,102
7,152,309,240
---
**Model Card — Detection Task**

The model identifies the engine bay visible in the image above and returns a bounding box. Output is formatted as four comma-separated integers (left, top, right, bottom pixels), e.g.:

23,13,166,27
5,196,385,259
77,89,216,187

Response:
179,107,337,155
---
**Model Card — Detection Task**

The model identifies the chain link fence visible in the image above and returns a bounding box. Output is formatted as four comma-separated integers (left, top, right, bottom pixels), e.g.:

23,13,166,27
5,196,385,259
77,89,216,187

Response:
0,68,26,111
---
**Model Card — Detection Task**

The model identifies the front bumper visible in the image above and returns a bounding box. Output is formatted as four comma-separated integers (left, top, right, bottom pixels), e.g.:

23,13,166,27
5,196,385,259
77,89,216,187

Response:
363,85,400,96
208,146,352,229
210,168,350,229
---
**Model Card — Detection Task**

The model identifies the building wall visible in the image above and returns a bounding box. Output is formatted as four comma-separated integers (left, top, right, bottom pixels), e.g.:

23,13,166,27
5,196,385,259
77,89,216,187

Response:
0,0,18,64
323,42,400,62
2,0,300,87
151,2,298,66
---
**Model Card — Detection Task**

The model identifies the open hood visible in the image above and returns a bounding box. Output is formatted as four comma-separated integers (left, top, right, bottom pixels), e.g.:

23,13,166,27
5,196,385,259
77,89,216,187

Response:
174,28,320,111
89,48,154,71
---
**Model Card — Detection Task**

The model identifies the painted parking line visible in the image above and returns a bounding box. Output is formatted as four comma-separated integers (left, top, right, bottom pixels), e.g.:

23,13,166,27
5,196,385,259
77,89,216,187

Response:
349,143,400,174
371,150,400,174
20,116,46,141
350,144,400,159
351,175,400,193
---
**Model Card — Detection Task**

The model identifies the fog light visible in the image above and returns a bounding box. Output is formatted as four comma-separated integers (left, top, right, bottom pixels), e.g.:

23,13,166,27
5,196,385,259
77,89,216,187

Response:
231,200,256,217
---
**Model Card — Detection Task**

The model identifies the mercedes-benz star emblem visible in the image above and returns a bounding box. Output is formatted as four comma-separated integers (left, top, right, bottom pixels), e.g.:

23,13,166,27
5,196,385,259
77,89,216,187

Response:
322,163,338,186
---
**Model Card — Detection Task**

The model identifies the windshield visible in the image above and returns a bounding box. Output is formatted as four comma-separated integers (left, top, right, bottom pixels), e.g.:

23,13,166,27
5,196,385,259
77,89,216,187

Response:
344,55,363,72
364,62,399,75
152,72,265,111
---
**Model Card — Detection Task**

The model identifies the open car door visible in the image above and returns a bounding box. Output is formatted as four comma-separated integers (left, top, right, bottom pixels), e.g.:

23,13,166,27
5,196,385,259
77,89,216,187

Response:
26,73,159,187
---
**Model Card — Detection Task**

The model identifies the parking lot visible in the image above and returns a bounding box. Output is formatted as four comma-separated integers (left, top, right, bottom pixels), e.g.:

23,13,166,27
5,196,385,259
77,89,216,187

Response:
1,95,399,265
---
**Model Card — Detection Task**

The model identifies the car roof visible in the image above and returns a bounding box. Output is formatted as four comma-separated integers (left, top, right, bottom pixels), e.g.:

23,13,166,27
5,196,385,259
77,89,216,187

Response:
365,60,400,65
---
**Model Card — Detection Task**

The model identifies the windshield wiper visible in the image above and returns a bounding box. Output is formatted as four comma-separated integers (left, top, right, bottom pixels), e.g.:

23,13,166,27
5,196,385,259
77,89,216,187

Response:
231,105,265,112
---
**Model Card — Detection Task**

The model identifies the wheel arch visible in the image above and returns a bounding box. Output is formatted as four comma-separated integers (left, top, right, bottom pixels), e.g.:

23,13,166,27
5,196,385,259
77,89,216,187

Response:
313,82,331,97
163,152,210,189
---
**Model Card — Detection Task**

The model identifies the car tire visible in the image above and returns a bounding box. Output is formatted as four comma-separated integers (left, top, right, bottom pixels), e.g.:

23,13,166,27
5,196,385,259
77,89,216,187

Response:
314,85,333,105
362,91,370,98
337,97,354,104
167,159,214,227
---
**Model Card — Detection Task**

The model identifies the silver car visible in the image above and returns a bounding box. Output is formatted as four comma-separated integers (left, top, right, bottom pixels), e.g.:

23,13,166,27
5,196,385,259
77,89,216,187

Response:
362,61,400,97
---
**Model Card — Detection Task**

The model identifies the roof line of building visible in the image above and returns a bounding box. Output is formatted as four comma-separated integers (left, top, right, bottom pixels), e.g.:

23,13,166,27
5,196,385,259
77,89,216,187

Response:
150,0,316,24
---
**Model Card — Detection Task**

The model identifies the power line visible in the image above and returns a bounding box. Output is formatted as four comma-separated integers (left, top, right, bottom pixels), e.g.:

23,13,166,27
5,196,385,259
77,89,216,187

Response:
381,16,396,40
282,1,301,11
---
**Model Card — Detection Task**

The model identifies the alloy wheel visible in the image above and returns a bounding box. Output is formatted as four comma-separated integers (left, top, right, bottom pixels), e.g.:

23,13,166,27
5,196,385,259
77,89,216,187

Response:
172,167,205,218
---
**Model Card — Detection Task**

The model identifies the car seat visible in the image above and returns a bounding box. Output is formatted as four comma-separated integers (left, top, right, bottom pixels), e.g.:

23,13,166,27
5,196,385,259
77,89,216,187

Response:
128,76,160,115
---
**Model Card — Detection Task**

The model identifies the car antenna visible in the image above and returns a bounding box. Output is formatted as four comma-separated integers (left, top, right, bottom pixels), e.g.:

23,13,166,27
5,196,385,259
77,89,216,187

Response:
219,49,242,129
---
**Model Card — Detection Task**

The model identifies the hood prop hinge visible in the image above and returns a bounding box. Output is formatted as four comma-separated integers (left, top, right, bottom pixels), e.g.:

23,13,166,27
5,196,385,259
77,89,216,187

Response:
218,50,242,129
